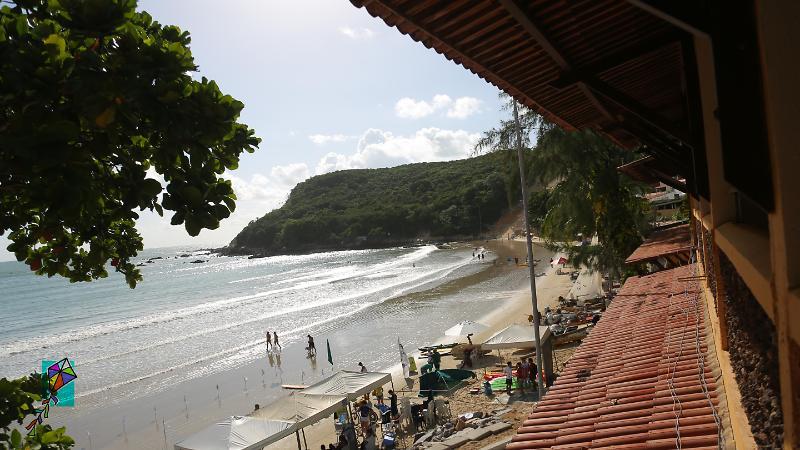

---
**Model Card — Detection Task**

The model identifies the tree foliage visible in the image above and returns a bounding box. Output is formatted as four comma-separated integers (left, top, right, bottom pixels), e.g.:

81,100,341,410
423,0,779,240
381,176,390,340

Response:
476,95,649,278
533,127,650,278
0,374,74,449
230,153,510,254
0,0,260,288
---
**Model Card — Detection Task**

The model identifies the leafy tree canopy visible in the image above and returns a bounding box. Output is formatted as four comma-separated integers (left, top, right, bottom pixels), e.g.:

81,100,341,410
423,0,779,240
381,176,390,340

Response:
476,94,649,278
0,374,74,449
230,153,512,254
0,0,260,288
533,127,650,278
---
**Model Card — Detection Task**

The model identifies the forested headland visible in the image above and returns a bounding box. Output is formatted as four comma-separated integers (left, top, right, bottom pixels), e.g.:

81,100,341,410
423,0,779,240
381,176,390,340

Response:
227,153,517,256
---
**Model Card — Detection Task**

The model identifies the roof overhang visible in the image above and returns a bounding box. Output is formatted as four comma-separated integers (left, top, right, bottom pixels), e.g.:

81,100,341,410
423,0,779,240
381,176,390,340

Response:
349,0,707,196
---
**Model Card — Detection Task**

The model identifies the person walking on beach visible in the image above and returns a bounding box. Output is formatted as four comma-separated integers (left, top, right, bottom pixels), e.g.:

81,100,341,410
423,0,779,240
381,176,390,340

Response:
307,334,316,356
503,361,514,395
358,362,367,373
273,331,281,350
265,331,272,351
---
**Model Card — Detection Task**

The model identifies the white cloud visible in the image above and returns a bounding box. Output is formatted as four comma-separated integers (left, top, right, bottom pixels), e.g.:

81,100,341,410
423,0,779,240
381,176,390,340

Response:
308,134,353,145
446,97,482,118
270,163,310,187
338,26,375,39
315,127,479,174
394,95,481,119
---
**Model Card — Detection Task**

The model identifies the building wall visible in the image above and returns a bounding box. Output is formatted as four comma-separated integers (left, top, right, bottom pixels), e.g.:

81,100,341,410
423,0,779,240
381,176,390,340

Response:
718,252,783,448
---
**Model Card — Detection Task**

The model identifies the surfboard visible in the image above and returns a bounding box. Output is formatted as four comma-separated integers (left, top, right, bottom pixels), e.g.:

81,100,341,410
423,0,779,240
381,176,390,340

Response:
281,384,308,390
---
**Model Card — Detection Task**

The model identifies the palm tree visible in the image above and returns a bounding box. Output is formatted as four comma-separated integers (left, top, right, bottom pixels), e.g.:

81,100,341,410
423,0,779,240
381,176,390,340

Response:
476,94,650,279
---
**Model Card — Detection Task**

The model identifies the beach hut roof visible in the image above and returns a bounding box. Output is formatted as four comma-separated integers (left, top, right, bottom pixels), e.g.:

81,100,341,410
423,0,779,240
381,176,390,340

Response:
481,324,551,350
444,320,488,336
300,370,391,401
173,416,294,450
253,392,346,429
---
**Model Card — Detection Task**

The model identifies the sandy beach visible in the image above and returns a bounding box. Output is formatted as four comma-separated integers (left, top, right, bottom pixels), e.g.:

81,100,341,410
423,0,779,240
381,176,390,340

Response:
264,238,575,449
84,238,573,450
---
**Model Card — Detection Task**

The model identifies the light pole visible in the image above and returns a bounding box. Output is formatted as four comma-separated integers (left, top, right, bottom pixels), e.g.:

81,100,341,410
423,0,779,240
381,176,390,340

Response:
513,100,546,400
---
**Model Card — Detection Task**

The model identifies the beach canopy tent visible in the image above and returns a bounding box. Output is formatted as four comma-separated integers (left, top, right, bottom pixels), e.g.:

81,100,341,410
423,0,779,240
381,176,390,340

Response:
567,269,605,302
419,369,476,395
253,392,346,428
481,324,552,350
300,370,391,401
173,416,294,450
444,320,488,336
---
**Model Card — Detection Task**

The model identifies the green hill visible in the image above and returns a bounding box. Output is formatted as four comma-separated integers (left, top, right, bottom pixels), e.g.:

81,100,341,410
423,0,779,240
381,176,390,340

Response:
228,152,514,255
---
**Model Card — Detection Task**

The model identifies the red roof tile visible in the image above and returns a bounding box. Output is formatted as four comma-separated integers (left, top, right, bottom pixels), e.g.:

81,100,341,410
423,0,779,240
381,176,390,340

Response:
508,264,724,449
625,224,691,264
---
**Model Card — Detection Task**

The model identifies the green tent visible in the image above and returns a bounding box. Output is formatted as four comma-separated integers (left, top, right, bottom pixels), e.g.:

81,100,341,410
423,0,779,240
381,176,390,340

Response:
418,369,475,397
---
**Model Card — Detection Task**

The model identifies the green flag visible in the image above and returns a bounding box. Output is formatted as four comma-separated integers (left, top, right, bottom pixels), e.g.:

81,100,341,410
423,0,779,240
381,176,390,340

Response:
327,339,333,366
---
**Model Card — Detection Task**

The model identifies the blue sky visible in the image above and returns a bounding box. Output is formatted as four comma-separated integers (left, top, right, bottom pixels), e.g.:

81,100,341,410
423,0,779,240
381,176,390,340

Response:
0,0,505,261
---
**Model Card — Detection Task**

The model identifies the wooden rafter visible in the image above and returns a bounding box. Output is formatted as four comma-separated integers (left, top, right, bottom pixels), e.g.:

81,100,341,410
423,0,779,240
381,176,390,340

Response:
550,31,684,90
628,0,710,38
355,0,574,130
586,76,690,144
497,0,617,123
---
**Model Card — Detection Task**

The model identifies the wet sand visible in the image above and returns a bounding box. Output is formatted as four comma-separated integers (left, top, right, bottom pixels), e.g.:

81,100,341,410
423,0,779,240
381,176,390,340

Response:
275,238,574,449
98,239,568,449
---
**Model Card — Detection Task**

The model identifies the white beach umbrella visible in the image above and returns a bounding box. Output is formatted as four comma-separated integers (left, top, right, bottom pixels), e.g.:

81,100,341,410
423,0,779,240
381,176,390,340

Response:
444,320,488,337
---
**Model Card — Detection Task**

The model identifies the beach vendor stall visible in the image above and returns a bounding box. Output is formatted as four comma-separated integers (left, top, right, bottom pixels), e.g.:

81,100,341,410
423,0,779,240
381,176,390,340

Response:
173,416,295,450
481,324,554,384
301,370,392,401
254,392,346,449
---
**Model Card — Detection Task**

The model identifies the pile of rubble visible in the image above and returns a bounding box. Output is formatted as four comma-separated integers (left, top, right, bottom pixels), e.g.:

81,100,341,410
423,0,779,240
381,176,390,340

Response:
412,409,513,449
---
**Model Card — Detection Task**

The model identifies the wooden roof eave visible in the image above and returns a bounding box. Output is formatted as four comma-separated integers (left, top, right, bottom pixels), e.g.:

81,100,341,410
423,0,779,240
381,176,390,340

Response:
351,0,577,131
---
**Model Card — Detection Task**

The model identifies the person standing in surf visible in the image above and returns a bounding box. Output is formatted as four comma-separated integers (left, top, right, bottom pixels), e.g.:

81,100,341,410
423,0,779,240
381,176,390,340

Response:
307,334,316,356
273,331,281,350
265,331,272,351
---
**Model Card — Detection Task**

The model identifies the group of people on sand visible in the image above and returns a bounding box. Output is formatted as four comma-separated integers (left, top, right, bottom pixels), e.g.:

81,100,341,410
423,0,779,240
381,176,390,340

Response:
265,330,281,351
503,358,538,395
472,247,486,260
266,330,319,358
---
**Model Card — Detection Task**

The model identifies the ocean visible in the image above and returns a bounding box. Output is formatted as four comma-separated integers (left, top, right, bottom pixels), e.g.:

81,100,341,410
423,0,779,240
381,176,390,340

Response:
0,243,536,448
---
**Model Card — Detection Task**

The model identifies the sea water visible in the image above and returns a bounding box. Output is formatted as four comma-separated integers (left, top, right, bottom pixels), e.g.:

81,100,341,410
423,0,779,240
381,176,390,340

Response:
0,244,534,448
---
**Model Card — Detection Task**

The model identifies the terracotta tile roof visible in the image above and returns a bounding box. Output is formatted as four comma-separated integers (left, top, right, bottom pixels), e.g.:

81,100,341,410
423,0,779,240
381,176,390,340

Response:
508,264,724,449
625,224,691,265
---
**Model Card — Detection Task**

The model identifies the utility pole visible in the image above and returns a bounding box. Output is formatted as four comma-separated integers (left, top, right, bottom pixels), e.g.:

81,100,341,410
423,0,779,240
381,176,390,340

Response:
513,100,545,400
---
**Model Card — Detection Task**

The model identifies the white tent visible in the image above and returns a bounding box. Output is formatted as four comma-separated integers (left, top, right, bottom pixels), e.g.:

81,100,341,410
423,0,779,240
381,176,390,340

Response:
444,320,488,336
300,370,392,401
481,324,552,350
253,392,346,429
567,268,604,302
173,416,294,450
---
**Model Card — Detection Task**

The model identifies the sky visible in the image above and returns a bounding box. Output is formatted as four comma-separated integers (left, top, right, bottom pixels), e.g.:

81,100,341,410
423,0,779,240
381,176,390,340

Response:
0,0,506,261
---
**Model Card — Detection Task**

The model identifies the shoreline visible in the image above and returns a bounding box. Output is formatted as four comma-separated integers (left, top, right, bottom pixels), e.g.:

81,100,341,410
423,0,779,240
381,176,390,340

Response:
278,238,574,449
89,239,568,449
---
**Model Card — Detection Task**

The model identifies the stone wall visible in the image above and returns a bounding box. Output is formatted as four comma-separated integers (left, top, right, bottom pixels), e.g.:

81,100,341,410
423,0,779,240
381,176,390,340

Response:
702,226,717,301
719,252,783,447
